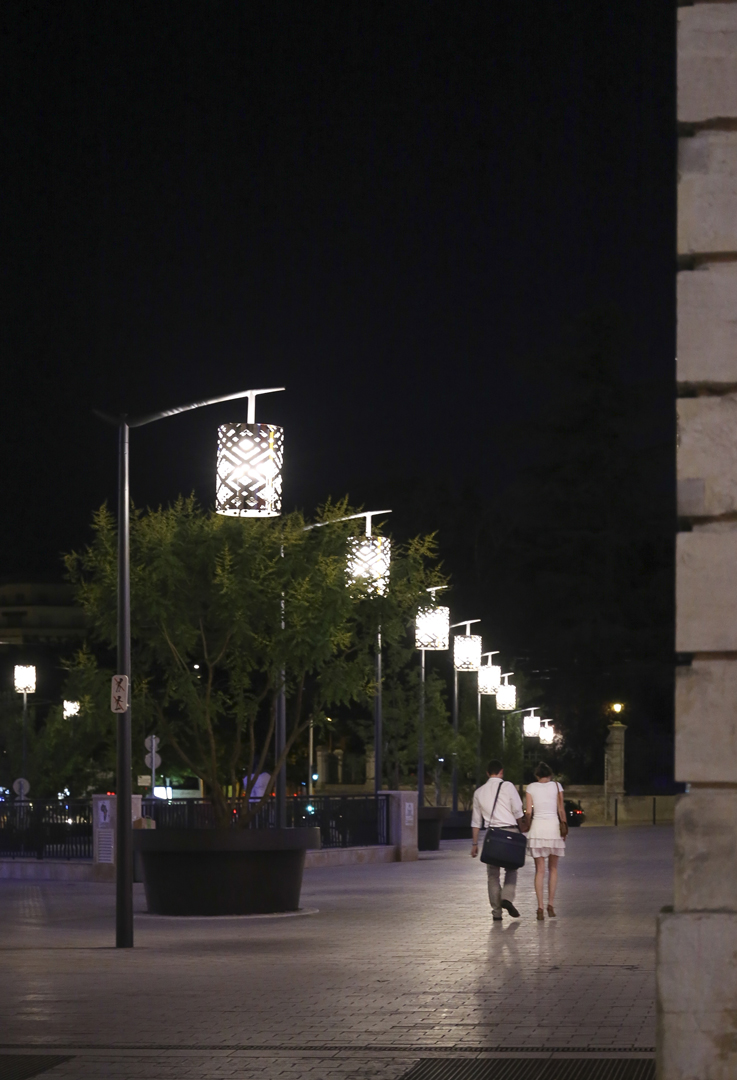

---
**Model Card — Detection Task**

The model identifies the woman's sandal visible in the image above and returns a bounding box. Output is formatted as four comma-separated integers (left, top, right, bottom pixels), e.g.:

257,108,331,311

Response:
547,905,556,918
537,908,544,921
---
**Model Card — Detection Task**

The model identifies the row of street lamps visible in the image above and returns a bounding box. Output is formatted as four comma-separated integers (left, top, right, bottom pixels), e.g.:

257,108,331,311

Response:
413,602,557,811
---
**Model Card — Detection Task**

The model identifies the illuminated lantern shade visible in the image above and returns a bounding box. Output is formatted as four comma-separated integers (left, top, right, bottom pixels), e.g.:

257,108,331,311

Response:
415,606,450,650
539,721,555,745
496,676,516,711
347,536,391,595
523,712,541,738
216,423,284,517
478,664,502,695
63,700,80,719
453,635,482,671
14,666,36,694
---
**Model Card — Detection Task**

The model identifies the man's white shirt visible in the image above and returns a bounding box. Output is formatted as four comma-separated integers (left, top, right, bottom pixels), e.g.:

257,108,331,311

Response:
471,777,524,829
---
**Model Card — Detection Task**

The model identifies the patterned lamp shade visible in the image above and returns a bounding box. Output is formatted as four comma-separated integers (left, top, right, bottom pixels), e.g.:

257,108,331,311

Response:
347,536,391,595
14,666,36,693
63,700,80,719
523,712,541,738
415,606,450,650
478,664,502,696
453,634,482,671
496,678,516,711
539,721,555,745
216,423,284,517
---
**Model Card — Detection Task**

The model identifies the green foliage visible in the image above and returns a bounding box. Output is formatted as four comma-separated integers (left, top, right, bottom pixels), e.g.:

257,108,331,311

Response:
65,497,446,823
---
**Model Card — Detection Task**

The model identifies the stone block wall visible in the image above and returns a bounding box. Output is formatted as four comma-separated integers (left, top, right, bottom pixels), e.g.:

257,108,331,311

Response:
658,5,737,1078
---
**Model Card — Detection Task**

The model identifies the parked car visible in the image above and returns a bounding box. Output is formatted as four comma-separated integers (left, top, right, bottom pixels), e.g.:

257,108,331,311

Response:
565,799,585,827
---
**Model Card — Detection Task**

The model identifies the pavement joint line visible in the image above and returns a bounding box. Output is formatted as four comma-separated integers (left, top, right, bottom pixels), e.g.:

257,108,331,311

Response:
134,908,320,921
0,1046,657,1056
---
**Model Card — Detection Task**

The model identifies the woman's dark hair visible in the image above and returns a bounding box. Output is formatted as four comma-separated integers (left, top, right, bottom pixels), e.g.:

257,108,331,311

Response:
534,762,553,779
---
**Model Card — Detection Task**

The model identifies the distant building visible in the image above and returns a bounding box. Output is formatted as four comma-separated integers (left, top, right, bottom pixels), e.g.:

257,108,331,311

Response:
0,581,87,648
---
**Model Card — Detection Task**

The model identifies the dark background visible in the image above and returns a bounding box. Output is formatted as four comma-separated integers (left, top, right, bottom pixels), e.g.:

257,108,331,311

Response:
1,1,676,786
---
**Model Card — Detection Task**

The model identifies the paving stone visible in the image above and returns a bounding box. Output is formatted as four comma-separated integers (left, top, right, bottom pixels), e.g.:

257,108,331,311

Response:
0,828,671,1079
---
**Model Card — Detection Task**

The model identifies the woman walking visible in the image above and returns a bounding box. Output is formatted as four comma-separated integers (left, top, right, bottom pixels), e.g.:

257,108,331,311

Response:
525,762,568,920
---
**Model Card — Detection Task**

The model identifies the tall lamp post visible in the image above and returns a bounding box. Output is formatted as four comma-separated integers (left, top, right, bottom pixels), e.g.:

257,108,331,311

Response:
14,665,36,799
96,386,284,949
450,620,481,812
477,651,501,785
415,593,449,808
495,672,517,751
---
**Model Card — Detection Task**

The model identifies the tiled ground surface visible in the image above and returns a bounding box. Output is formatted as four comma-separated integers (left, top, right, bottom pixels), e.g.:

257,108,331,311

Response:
0,826,672,1079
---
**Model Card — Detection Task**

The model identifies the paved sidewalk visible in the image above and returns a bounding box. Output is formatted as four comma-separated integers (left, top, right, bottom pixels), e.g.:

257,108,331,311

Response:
0,826,672,1079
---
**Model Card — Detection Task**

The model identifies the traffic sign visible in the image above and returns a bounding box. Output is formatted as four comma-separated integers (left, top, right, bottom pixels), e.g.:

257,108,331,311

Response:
144,735,159,752
144,752,161,770
110,675,129,714
12,778,30,797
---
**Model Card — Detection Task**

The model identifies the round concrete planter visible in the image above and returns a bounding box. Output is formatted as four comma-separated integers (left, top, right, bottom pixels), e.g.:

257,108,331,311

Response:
133,827,321,916
418,807,449,851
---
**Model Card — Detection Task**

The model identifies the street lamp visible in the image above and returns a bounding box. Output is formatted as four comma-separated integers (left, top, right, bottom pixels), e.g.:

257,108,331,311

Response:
539,720,555,746
496,673,516,712
14,666,35,799
450,620,481,812
523,708,541,738
215,389,285,517
477,651,500,786
415,590,449,808
95,385,282,949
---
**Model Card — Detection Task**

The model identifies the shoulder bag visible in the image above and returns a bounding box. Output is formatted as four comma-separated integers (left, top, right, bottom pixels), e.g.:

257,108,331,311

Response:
480,780,527,870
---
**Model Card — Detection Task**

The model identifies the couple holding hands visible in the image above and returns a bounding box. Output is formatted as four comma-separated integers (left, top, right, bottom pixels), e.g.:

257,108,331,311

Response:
471,759,568,922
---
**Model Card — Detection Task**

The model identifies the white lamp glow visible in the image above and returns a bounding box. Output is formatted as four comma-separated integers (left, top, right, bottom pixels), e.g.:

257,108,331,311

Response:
539,721,555,745
347,536,391,595
63,700,80,719
453,634,482,671
523,710,541,738
215,422,284,517
496,674,516,711
478,652,501,695
416,606,450,651
14,666,36,694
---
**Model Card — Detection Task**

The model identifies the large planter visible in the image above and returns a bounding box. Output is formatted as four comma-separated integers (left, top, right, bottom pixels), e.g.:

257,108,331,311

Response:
418,807,450,851
133,827,320,916
440,810,473,840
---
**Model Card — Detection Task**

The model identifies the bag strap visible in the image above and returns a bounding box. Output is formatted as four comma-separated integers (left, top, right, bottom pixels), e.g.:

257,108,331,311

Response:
487,778,505,827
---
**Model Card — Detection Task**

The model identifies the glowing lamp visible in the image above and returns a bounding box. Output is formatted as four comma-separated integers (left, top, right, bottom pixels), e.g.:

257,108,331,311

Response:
523,711,541,738
611,702,624,714
478,652,501,695
453,634,482,671
347,536,391,595
415,606,450,650
496,674,516,711
215,422,284,517
63,700,80,719
539,721,555,745
14,666,36,694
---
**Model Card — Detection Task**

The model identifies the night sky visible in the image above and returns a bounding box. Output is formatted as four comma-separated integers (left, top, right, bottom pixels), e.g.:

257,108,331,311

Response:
3,1,675,577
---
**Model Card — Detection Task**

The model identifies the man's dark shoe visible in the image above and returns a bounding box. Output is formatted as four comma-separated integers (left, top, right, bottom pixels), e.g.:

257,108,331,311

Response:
501,900,520,918
492,914,502,922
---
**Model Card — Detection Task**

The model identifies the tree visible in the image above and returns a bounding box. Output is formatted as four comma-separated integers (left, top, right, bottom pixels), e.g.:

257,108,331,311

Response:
65,497,446,824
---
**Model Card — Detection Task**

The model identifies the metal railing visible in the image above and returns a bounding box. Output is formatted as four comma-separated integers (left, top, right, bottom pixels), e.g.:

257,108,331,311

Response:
0,800,93,859
141,794,391,849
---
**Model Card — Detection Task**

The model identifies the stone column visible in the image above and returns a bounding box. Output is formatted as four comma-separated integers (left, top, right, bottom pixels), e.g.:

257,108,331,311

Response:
92,793,142,882
658,7,737,1077
365,745,375,788
316,746,330,787
334,748,344,784
604,721,626,822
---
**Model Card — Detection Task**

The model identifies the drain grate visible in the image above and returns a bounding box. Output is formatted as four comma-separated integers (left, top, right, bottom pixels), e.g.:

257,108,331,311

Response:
0,1058,73,1080
398,1061,654,1080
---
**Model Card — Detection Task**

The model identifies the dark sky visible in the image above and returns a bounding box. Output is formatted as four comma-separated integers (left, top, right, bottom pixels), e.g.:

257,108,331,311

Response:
2,1,675,578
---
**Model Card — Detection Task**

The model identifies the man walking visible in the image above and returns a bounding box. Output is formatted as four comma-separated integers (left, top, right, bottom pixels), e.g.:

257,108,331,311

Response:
471,759,527,921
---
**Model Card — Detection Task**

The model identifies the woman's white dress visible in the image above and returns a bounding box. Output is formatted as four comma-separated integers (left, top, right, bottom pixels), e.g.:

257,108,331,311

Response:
526,780,566,858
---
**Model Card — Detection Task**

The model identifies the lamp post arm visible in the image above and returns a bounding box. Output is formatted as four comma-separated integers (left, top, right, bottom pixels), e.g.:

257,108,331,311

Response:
93,387,285,431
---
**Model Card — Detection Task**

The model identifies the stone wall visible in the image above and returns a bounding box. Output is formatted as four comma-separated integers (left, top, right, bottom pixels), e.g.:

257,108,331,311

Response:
658,6,737,1078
